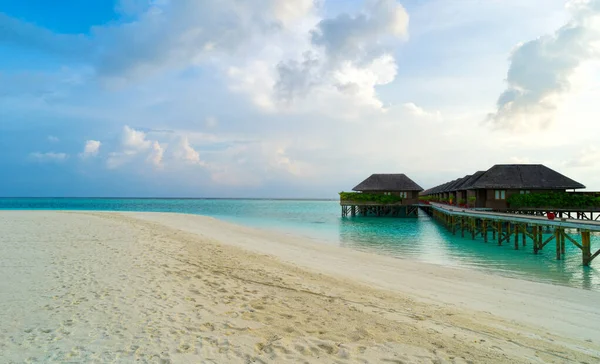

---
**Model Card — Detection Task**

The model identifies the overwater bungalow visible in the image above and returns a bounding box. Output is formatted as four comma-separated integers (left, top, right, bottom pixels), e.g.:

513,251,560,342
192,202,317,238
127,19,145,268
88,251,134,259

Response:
352,174,424,205
424,164,586,209
340,174,424,217
467,164,585,209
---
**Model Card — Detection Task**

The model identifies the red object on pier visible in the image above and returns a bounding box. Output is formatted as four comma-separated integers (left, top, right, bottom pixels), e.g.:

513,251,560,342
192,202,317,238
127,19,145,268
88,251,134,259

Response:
547,212,556,220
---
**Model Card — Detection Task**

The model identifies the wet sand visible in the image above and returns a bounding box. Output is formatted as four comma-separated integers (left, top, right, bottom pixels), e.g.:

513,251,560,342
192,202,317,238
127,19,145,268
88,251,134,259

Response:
1,211,599,363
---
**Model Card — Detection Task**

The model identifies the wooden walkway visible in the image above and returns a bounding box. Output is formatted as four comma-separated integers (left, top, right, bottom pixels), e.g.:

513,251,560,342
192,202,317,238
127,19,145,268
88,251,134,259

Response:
420,203,600,266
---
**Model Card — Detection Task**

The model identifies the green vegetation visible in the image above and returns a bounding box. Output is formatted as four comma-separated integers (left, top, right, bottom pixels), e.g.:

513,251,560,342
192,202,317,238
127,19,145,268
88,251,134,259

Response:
507,193,600,209
458,198,466,205
468,196,477,207
339,192,403,204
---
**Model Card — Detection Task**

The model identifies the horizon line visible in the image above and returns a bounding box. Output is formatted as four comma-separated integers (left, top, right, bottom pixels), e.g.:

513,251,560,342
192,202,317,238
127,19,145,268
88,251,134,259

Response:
0,197,338,201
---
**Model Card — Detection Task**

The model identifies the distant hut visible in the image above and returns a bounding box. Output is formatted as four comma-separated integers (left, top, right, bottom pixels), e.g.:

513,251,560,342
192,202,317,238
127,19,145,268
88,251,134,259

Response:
457,171,485,207
440,179,459,201
446,175,471,204
468,164,585,209
352,174,424,205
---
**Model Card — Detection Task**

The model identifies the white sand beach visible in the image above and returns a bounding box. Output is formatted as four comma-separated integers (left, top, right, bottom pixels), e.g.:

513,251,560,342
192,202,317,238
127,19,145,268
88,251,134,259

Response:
1,211,599,363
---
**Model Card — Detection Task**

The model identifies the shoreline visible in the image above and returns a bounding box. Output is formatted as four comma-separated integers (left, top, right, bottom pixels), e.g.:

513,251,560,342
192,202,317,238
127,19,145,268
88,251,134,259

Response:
126,212,600,336
1,210,599,363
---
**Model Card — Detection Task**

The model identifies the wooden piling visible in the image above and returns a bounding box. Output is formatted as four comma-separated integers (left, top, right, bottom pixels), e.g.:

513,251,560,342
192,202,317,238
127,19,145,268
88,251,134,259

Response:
533,226,539,254
483,220,488,243
555,228,561,260
582,231,591,266
498,222,503,246
514,224,519,250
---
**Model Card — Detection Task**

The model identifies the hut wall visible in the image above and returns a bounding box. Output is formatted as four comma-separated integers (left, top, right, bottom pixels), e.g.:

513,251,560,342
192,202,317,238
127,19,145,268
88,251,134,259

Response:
483,189,566,209
466,189,487,208
456,191,467,204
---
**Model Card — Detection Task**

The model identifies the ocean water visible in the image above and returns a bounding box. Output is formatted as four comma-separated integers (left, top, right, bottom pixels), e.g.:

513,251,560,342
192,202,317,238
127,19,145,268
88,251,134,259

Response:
1,198,599,291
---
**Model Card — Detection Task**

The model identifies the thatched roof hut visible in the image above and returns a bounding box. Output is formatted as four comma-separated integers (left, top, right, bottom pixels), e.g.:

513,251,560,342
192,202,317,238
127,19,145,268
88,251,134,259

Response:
353,174,423,192
470,165,585,190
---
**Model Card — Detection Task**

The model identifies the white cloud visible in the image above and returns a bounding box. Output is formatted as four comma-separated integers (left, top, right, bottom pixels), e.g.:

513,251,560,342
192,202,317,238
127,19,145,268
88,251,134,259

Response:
170,136,205,165
148,141,164,168
104,126,210,170
225,0,409,113
29,152,68,162
80,140,101,158
402,102,442,121
47,135,59,142
311,0,409,60
121,125,151,150
488,0,600,130
107,126,155,169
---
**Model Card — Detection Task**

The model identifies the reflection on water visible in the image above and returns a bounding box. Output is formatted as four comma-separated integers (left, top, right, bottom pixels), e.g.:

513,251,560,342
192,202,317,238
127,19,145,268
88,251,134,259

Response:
1,198,599,290
338,212,600,290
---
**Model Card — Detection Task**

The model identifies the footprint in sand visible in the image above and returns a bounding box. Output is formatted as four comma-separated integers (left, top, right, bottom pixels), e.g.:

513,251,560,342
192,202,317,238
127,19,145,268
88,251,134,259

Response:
200,322,215,332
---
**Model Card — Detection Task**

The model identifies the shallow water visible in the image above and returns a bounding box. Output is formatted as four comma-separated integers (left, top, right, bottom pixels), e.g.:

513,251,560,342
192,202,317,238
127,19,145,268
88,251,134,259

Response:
1,198,599,290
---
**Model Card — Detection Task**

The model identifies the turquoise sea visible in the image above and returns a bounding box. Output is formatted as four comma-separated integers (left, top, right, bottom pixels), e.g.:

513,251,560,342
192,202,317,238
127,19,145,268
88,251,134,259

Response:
1,198,599,291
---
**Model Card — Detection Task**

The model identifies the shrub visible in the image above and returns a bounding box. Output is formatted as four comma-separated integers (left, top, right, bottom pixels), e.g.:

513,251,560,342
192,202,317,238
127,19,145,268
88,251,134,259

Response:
339,192,403,204
507,193,600,209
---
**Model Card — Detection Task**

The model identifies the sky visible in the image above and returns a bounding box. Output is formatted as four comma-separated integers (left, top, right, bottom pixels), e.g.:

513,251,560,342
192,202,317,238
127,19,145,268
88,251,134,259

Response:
1,0,599,198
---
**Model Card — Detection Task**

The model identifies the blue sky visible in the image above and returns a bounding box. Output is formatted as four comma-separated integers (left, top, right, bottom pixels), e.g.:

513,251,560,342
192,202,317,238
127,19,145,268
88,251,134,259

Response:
1,0,600,197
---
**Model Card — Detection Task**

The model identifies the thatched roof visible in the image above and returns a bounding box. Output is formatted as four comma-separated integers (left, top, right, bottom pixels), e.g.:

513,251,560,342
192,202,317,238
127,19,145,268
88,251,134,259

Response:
352,174,423,192
470,165,585,190
441,179,461,192
457,171,486,190
432,181,452,194
445,175,473,192
451,175,471,190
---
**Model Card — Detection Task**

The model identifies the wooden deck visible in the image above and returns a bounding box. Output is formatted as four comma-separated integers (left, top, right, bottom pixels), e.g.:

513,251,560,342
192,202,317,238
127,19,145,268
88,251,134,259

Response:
424,203,600,231
421,203,600,266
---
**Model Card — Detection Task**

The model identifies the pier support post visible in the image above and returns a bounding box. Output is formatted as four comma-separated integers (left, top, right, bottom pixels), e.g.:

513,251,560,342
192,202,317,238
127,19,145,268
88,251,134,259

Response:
555,228,561,260
561,230,566,255
498,222,503,246
483,220,488,243
461,218,465,238
471,218,475,240
533,226,539,254
514,224,519,250
522,224,527,247
582,231,591,266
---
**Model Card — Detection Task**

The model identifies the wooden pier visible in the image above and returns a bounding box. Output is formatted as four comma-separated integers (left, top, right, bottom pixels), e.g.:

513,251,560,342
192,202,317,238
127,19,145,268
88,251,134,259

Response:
422,203,600,266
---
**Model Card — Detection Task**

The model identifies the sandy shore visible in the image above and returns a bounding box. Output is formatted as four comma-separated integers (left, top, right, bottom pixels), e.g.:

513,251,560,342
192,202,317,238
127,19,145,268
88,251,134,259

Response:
1,211,599,363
